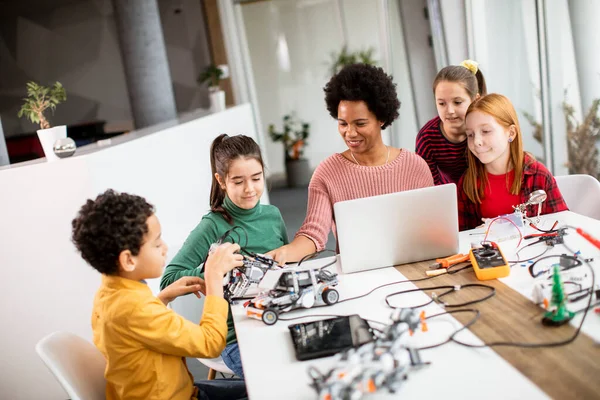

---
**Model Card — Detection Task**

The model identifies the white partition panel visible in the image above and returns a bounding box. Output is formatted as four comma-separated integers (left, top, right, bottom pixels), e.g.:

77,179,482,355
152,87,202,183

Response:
0,104,264,399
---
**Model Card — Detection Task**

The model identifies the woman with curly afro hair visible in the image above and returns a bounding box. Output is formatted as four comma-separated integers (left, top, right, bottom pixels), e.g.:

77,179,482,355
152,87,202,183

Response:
267,63,434,264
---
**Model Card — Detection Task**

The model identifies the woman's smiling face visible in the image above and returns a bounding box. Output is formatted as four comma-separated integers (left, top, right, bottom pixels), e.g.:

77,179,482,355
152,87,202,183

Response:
337,100,383,155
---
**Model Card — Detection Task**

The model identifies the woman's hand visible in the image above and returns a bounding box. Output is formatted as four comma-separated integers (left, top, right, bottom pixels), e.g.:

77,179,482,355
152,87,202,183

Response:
157,276,206,305
266,245,291,266
266,236,317,266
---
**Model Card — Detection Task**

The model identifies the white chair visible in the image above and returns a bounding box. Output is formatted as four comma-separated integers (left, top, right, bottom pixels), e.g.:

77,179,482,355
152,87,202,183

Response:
171,293,236,379
198,356,235,380
555,174,600,220
36,331,106,400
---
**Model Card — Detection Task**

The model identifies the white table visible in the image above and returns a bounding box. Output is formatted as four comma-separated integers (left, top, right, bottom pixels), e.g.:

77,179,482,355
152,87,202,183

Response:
463,211,600,342
232,211,600,399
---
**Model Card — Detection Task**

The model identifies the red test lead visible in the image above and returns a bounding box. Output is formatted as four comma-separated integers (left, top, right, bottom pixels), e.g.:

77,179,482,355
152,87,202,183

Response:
576,228,600,249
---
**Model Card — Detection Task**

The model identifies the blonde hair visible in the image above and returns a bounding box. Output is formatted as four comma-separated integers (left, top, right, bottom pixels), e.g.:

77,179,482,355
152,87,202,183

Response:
462,93,525,204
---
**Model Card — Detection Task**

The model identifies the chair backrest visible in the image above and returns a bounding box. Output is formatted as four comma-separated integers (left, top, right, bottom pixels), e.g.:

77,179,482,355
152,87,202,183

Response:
36,331,106,400
555,174,600,220
170,294,235,376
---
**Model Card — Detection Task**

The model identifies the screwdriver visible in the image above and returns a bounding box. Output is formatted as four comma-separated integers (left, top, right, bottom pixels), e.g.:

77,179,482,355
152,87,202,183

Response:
429,253,470,269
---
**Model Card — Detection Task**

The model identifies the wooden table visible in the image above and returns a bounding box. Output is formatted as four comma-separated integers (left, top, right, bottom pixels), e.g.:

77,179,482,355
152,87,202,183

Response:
399,260,600,399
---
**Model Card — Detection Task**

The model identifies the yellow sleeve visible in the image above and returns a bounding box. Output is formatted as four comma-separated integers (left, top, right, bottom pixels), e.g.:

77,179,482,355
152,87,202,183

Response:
120,295,229,358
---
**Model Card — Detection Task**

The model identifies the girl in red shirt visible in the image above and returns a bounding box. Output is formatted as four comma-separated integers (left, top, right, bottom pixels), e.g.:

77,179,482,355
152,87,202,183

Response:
457,93,567,230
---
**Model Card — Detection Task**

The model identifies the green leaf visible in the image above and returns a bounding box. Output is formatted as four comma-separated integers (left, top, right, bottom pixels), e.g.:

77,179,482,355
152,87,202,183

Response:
17,81,67,128
197,64,224,87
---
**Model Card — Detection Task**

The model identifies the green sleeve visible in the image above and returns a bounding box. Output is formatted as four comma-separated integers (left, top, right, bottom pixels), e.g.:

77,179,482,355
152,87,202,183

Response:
160,217,219,290
279,210,289,245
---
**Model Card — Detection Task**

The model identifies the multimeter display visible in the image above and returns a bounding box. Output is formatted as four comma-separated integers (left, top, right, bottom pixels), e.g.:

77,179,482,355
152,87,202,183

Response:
469,243,510,280
473,248,506,268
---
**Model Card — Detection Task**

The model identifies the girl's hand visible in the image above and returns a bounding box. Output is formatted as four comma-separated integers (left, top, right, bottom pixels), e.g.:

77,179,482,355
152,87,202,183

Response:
476,218,490,229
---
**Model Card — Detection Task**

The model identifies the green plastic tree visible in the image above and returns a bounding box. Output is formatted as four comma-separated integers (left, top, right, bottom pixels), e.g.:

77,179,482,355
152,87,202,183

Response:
17,81,67,130
542,264,575,326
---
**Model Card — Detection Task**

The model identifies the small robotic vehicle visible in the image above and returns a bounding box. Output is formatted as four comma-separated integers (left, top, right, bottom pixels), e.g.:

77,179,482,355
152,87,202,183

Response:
308,308,428,400
245,265,340,325
223,253,281,301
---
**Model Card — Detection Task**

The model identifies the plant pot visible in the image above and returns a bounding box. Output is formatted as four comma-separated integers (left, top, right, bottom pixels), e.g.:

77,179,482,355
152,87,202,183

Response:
37,125,67,162
209,88,226,113
285,158,311,188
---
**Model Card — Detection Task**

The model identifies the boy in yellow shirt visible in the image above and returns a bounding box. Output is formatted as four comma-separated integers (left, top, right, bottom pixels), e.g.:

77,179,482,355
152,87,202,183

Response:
71,189,247,400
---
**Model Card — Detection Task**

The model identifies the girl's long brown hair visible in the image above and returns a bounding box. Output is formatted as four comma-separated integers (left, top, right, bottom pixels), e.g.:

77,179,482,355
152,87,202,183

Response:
210,134,264,223
433,64,487,100
463,93,524,204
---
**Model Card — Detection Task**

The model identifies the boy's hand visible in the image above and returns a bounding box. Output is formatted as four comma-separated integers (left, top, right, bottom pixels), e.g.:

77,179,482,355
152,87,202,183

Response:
205,242,244,277
204,243,244,297
157,276,206,305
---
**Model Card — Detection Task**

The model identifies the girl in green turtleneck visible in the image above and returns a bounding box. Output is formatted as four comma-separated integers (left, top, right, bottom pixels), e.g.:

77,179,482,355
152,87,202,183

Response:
160,134,289,379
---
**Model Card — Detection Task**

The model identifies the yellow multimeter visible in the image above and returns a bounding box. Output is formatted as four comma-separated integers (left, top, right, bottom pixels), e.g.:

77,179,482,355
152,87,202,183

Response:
469,242,510,281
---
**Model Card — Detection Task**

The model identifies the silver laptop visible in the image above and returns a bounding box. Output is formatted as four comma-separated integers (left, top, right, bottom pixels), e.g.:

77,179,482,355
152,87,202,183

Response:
334,184,459,274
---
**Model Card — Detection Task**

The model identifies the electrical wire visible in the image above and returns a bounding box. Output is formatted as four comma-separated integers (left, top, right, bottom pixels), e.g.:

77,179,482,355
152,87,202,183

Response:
273,264,475,320
278,313,346,322
529,221,559,233
451,255,596,349
384,284,496,309
528,254,582,278
216,225,249,250
415,309,481,350
336,263,474,305
446,263,473,275
483,216,524,247
573,301,600,314
297,249,337,266
507,246,551,265
336,276,433,304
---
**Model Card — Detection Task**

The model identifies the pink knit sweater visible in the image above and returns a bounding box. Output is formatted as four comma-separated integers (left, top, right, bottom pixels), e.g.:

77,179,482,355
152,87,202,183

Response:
296,150,434,250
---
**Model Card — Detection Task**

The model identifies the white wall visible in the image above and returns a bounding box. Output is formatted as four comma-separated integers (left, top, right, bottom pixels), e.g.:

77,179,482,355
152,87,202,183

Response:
240,0,345,176
0,104,264,399
396,0,437,130
469,0,545,160
568,0,600,112
543,0,581,175
239,0,425,175
440,0,468,64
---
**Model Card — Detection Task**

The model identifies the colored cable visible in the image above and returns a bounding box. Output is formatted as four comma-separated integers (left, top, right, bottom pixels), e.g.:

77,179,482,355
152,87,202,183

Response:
384,283,496,309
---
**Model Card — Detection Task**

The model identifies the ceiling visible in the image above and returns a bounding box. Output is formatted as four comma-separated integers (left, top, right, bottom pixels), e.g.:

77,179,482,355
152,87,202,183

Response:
0,0,86,17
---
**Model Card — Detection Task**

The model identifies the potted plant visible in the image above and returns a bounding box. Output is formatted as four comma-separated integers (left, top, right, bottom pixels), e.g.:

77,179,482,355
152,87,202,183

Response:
269,114,311,187
17,81,68,162
328,45,377,76
523,97,600,179
198,64,225,113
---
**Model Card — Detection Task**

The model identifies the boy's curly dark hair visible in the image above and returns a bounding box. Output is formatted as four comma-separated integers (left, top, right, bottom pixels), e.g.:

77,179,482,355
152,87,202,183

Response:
71,189,155,275
324,63,400,129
